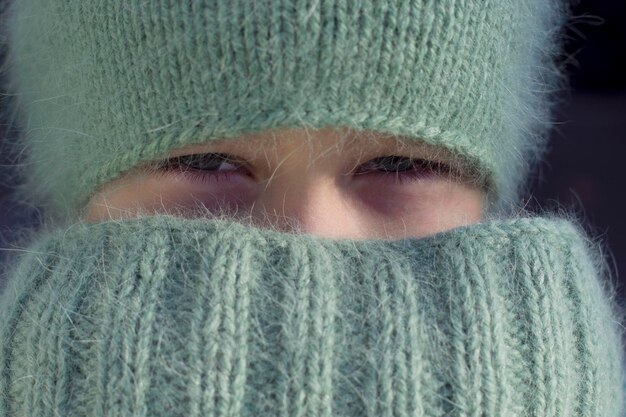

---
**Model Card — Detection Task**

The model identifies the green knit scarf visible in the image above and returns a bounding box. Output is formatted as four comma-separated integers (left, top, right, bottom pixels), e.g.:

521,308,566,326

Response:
1,215,623,416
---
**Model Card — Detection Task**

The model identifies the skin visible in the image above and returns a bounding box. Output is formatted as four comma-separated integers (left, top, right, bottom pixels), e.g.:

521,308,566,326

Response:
83,127,485,239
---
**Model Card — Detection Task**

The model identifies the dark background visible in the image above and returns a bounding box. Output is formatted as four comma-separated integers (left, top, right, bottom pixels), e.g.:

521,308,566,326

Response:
0,0,625,301
528,0,626,303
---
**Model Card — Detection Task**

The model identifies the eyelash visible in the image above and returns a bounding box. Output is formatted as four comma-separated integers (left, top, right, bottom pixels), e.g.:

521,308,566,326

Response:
152,153,452,185
153,153,248,184
353,155,451,183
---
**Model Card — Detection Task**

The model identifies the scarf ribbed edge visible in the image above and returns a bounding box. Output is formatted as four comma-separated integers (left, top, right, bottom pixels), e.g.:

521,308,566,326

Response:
0,215,624,416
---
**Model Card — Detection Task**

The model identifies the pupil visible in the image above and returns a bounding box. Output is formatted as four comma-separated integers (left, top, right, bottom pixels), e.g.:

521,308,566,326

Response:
376,156,417,172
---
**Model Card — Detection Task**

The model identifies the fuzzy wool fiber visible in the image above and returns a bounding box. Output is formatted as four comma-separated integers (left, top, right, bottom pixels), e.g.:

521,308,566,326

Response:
0,215,624,416
0,1,625,416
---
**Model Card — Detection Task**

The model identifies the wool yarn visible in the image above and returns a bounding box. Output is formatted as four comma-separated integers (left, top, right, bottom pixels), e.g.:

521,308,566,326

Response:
0,215,624,416
2,1,624,415
3,0,567,220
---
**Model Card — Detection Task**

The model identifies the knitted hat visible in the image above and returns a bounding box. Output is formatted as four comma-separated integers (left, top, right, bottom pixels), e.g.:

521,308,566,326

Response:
1,215,624,416
2,0,568,221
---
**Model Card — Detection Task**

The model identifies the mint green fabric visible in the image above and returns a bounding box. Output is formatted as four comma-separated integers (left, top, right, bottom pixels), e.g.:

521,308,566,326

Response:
4,0,567,220
1,215,623,416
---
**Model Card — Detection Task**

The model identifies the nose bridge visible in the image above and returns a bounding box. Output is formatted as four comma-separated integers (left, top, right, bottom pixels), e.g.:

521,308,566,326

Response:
257,172,354,238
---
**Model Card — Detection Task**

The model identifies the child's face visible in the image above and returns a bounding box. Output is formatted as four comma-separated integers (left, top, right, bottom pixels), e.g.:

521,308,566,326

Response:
83,127,485,239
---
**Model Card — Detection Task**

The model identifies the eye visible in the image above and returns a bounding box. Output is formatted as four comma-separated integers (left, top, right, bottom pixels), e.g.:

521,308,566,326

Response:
154,153,252,183
159,153,240,171
354,156,452,183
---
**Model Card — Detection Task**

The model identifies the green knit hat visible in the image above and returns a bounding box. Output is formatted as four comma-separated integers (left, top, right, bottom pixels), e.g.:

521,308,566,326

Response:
3,0,568,221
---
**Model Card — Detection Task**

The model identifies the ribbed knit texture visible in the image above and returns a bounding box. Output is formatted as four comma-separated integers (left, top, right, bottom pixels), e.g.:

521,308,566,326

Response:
1,215,623,416
3,0,567,220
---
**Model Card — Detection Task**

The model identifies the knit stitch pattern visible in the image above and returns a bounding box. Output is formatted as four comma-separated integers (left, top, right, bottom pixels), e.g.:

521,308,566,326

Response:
3,0,567,220
1,215,623,416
